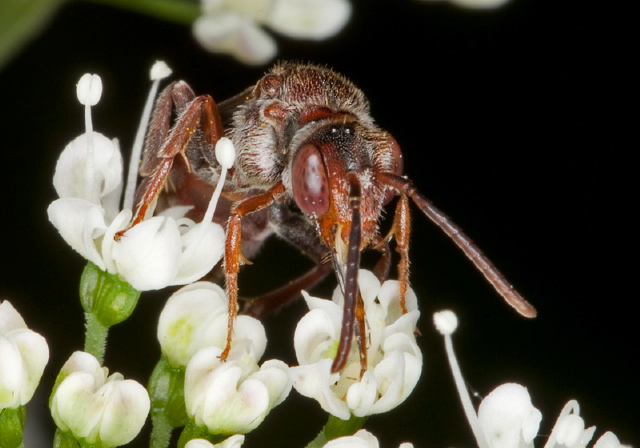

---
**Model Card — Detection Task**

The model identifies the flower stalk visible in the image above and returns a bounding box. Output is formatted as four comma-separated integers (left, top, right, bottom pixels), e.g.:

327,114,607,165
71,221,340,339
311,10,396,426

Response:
80,262,141,362
148,356,188,448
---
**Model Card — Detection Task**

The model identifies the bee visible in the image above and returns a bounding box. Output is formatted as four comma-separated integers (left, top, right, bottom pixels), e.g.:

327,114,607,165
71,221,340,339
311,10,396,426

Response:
121,62,536,373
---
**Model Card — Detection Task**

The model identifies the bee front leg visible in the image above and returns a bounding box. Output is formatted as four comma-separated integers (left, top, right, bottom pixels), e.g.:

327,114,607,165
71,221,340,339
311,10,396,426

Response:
115,82,223,239
220,182,287,361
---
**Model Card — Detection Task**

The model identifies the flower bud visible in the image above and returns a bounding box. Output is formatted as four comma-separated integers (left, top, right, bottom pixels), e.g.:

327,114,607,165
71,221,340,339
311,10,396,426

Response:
50,351,150,447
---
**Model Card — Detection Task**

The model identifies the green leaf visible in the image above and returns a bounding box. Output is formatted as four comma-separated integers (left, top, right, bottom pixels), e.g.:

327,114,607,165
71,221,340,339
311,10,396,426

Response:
0,0,66,70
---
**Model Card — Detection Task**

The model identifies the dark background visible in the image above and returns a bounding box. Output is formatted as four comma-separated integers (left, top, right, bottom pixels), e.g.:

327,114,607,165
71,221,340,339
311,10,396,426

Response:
0,0,635,446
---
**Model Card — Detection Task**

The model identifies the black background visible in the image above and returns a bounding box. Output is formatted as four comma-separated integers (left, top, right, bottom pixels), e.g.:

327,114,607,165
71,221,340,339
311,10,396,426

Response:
0,0,635,446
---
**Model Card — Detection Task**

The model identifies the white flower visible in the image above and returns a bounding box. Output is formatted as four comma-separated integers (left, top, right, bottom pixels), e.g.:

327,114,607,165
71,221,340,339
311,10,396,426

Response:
48,68,226,291
0,301,49,410
170,281,290,435
184,343,291,435
477,383,542,448
433,310,627,448
322,429,415,448
289,270,422,420
50,351,150,447
193,0,351,65
185,435,245,448
157,281,266,368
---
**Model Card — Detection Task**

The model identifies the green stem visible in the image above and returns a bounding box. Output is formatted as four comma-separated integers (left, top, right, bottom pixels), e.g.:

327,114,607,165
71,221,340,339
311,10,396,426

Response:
150,414,173,448
305,414,369,448
83,312,108,364
79,0,199,25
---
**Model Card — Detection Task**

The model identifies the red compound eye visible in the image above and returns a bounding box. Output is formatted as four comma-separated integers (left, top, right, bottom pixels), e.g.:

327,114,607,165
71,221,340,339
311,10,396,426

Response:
292,144,330,217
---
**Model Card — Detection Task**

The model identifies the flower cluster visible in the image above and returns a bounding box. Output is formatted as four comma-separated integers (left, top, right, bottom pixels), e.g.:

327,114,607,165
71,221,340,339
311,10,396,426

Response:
290,270,422,420
433,310,626,448
158,282,292,436
21,62,628,448
47,67,225,292
193,0,351,64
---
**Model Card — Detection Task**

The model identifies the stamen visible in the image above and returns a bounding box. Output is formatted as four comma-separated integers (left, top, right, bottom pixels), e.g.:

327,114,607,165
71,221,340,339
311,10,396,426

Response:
201,137,236,225
76,74,102,203
123,61,172,211
433,310,489,448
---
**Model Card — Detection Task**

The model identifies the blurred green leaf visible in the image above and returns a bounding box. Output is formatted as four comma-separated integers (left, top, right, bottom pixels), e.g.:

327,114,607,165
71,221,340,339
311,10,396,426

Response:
0,0,67,70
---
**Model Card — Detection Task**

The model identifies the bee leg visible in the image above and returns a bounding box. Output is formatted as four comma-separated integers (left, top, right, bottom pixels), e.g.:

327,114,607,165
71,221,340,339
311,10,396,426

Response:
241,264,332,319
392,194,412,314
378,173,537,318
116,82,223,239
241,200,333,318
221,182,287,361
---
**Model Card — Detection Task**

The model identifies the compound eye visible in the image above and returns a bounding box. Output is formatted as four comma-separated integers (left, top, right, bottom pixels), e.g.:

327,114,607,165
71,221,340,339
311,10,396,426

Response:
383,133,404,205
292,144,330,217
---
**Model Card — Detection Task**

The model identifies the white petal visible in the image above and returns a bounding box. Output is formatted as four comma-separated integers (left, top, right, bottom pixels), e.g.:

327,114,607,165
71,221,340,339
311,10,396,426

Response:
158,282,228,366
249,359,292,408
593,432,622,448
51,371,104,437
53,133,123,207
171,221,225,286
47,198,109,270
289,359,349,420
346,369,379,417
6,328,49,405
98,379,150,446
0,339,23,408
193,13,276,65
377,279,418,324
323,429,380,448
294,308,338,365
369,350,421,415
478,383,541,448
0,301,27,334
555,414,586,447
111,216,182,290
185,347,273,434
186,437,246,448
266,0,351,40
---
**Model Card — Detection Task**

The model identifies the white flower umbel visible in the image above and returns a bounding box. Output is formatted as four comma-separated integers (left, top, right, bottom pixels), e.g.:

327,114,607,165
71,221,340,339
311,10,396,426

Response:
433,310,627,448
47,67,225,291
322,429,415,448
289,270,422,420
158,281,265,368
0,301,49,410
193,0,351,65
50,351,150,447
184,342,291,435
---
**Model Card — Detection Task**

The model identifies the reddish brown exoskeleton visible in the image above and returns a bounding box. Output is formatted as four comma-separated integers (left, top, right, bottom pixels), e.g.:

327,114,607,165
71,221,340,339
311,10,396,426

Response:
120,62,536,373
